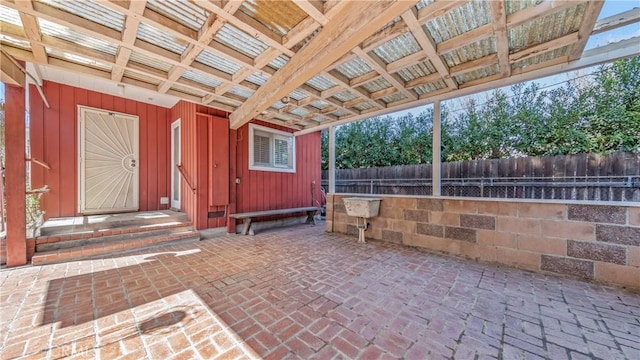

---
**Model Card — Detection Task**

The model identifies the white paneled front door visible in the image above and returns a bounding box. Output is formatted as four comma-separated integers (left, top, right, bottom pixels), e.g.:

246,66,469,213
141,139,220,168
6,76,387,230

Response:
78,106,139,214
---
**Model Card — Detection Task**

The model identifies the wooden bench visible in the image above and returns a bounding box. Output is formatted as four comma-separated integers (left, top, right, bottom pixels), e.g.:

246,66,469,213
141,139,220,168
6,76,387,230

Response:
229,206,321,235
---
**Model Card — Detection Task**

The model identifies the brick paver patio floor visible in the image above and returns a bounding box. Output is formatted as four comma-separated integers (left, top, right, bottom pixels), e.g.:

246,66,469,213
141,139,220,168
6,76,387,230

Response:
1,224,639,359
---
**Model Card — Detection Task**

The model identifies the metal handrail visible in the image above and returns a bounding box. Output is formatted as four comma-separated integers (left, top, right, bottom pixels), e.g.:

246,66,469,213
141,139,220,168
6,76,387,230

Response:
176,164,196,193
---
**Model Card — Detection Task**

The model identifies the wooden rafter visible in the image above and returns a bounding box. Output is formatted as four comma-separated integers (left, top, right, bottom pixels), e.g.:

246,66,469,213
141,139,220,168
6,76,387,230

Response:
569,1,605,61
293,0,328,25
15,1,47,64
229,0,416,129
352,47,417,101
510,32,579,64
0,0,616,132
298,34,640,136
401,8,457,90
109,0,147,82
490,1,510,77
592,7,640,35
1,49,25,87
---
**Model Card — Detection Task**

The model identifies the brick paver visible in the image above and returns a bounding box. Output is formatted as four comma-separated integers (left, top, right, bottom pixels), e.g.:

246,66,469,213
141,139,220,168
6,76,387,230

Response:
1,224,639,359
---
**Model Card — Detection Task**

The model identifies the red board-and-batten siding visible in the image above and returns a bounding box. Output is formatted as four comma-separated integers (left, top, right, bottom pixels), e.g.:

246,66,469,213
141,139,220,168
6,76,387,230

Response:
29,81,170,219
29,82,321,231
170,101,322,230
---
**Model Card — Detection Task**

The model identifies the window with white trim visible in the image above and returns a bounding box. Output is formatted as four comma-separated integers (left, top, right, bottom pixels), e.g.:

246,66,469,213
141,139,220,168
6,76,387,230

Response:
249,124,296,173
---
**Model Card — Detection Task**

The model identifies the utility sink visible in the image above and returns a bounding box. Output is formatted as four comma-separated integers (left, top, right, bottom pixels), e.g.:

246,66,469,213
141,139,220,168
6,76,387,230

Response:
343,197,382,218
342,197,382,243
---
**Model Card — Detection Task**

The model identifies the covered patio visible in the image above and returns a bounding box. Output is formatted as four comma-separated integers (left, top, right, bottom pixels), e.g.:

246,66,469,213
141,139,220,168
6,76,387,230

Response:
2,225,639,359
1,0,640,358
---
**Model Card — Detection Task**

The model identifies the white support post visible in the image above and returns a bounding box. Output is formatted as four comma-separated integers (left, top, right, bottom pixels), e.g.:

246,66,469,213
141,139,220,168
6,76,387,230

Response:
432,100,441,196
328,126,336,194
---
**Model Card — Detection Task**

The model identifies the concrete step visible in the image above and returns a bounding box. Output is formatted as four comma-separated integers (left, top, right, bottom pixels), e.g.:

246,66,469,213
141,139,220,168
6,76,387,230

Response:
39,211,189,236
31,229,201,266
36,224,195,252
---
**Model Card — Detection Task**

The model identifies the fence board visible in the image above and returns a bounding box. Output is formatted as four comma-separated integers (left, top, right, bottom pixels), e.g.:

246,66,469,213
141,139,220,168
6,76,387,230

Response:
322,152,640,202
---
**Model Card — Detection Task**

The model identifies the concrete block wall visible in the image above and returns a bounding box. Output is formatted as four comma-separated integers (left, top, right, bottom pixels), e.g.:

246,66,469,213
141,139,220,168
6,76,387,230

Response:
326,194,640,291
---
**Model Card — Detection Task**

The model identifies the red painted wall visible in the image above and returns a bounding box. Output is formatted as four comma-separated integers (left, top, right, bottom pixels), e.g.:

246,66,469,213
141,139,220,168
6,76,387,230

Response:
170,101,322,231
234,121,322,215
29,81,171,219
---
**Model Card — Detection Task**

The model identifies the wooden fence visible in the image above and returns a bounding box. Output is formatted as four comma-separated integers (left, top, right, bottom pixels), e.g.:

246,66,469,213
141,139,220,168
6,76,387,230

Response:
321,152,640,202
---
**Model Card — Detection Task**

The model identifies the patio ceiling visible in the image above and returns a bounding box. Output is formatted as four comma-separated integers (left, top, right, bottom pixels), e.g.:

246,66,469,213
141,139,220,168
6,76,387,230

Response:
0,0,637,131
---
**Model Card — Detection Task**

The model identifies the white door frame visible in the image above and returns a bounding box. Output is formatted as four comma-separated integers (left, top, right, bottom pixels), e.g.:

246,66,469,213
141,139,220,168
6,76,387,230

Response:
171,119,181,210
78,105,139,214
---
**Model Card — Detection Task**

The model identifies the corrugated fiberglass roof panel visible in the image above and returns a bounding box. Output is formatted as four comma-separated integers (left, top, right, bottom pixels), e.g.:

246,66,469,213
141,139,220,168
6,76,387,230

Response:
239,0,307,36
373,33,421,64
39,19,118,55
46,47,112,71
1,34,31,50
38,0,124,32
195,50,242,75
413,80,447,96
128,51,173,72
441,37,496,67
512,45,572,71
246,72,269,86
214,23,268,59
454,63,500,84
146,0,209,32
424,0,491,44
290,107,310,117
381,92,407,104
269,55,289,69
181,69,222,88
509,4,585,52
309,100,330,110
396,61,436,81
333,90,358,102
306,75,337,91
335,58,374,79
354,102,375,111
288,89,308,101
228,86,254,99
137,22,188,55
0,4,22,26
361,78,392,93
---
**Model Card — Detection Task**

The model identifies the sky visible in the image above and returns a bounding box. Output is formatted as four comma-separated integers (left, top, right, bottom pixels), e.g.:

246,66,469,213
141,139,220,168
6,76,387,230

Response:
1,0,638,110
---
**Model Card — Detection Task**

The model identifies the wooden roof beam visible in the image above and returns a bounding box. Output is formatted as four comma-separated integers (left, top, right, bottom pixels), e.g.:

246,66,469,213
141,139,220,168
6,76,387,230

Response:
592,7,640,35
229,0,415,129
490,1,510,77
323,70,386,108
401,8,457,89
569,1,605,61
14,1,47,64
158,10,228,94
510,32,579,64
450,53,498,76
193,0,293,57
350,71,382,87
352,47,417,101
293,0,329,25
297,35,640,136
1,49,25,87
437,23,493,54
110,0,147,82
